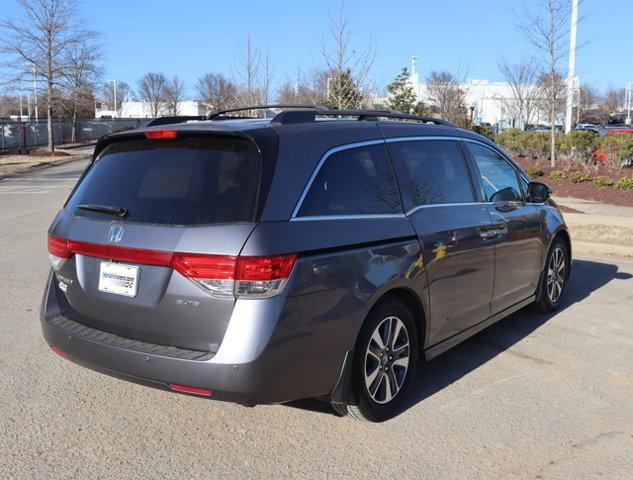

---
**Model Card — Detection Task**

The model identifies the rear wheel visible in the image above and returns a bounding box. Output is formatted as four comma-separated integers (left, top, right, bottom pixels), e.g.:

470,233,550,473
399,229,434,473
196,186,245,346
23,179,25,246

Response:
533,237,569,312
332,297,418,422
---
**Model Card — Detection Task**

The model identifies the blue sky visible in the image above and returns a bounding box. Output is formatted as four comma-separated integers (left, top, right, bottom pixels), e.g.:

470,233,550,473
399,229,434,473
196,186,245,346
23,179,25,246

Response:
3,0,631,97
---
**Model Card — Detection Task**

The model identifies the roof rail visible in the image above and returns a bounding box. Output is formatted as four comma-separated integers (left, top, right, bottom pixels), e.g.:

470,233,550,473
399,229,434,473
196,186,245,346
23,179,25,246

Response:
145,116,207,127
208,104,322,120
270,109,455,127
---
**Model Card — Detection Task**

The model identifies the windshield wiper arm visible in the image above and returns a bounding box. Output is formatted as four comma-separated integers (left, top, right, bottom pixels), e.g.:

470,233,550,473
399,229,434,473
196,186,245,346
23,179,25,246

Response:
77,204,129,218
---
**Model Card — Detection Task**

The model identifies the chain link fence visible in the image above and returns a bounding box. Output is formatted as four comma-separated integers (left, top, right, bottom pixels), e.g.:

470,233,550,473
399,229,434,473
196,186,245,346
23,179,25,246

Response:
0,118,151,151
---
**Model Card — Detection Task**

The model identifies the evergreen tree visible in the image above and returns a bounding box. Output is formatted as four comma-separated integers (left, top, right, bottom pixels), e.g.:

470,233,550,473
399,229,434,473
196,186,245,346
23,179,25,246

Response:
328,69,363,109
387,67,431,116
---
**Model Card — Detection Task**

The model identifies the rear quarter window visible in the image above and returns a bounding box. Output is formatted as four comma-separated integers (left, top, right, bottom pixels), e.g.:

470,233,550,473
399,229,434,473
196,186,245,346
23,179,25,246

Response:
297,143,401,217
66,136,261,226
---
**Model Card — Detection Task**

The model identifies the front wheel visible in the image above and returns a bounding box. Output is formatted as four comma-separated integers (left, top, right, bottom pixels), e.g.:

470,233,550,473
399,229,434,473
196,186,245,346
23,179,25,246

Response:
533,237,569,312
332,297,418,422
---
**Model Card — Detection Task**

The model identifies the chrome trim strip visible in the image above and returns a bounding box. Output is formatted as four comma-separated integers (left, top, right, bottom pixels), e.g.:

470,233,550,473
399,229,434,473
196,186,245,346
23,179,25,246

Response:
404,202,484,216
290,213,406,222
290,139,386,218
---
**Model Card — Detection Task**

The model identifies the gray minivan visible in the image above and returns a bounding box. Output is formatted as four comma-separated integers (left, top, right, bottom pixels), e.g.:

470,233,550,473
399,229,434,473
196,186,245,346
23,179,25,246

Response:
41,107,571,422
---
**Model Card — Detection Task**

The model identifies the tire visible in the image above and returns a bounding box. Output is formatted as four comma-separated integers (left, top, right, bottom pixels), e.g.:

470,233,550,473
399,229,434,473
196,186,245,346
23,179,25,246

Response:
532,237,569,313
332,296,419,422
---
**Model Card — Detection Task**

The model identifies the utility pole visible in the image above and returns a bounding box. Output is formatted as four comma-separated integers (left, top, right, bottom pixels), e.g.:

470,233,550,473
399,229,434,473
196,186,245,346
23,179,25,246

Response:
109,80,117,118
626,82,632,126
33,64,38,122
564,0,579,133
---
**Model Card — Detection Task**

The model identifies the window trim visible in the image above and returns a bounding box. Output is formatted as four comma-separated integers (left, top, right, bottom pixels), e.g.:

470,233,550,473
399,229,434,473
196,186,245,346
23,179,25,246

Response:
290,139,399,220
290,135,531,221
386,137,478,212
462,139,528,204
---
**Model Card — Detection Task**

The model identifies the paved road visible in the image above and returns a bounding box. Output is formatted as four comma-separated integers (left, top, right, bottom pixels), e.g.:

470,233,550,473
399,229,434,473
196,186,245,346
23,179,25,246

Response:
2,160,633,480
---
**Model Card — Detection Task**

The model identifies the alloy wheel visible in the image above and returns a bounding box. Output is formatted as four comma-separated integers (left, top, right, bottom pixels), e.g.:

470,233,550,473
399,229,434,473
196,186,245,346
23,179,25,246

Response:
547,245,566,303
364,316,410,404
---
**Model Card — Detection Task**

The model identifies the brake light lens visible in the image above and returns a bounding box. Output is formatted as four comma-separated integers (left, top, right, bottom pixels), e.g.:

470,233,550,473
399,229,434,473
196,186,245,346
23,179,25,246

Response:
47,234,297,298
144,129,178,140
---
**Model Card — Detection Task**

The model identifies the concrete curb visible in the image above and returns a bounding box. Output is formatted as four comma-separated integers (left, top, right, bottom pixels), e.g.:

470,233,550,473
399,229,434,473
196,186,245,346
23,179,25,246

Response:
0,155,89,181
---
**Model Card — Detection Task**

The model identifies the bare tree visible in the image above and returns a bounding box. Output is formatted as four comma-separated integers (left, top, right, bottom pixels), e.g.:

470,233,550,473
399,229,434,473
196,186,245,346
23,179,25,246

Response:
497,57,541,129
102,80,130,113
195,73,238,111
164,75,186,116
260,46,274,105
1,0,92,152
516,0,572,166
276,70,328,105
235,33,262,106
536,71,567,128
137,72,167,118
424,70,470,127
576,84,599,123
60,42,103,141
597,87,625,121
321,0,376,109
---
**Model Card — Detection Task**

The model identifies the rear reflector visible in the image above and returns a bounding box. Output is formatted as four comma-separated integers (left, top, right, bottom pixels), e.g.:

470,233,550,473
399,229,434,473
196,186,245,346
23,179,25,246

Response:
47,233,297,298
51,346,69,357
144,129,178,140
169,384,213,396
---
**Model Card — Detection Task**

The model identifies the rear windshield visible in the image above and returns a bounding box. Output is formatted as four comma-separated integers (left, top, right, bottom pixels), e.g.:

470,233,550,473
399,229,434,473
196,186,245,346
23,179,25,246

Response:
66,136,261,226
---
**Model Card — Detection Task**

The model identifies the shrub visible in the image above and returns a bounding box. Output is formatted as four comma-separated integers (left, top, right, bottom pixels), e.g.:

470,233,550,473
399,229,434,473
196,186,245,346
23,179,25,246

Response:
616,177,633,191
549,170,566,180
494,129,527,156
593,176,614,188
570,171,591,184
557,130,599,163
527,166,544,178
524,131,550,159
471,124,494,139
596,134,633,166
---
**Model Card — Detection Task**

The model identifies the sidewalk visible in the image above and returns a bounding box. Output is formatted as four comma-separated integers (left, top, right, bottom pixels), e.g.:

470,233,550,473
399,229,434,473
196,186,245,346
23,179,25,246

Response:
555,196,633,258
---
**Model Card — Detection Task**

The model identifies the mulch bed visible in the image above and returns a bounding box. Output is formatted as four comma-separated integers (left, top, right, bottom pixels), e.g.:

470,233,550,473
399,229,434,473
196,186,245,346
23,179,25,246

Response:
515,157,633,207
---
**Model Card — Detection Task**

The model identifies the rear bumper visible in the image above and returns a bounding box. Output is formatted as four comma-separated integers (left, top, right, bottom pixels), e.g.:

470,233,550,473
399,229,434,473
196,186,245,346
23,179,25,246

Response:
40,271,354,405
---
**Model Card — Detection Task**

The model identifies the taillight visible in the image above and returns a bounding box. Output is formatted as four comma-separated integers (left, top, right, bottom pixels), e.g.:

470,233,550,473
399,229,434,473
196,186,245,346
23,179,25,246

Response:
47,234,71,270
172,253,297,299
169,384,213,396
47,234,297,299
235,254,297,298
144,129,178,140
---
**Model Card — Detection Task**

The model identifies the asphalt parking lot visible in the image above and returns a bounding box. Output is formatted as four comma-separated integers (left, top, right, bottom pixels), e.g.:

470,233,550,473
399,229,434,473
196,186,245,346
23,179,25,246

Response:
1,159,633,479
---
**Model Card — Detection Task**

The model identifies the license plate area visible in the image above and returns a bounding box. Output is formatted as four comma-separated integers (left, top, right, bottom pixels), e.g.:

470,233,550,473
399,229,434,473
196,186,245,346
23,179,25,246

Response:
98,262,139,297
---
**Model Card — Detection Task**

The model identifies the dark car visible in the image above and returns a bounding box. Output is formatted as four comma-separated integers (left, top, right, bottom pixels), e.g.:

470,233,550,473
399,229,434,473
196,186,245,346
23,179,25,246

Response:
41,107,571,422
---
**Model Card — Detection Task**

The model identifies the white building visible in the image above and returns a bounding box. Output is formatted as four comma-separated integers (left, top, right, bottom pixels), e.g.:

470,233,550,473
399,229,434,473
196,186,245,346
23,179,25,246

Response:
96,100,208,119
407,57,551,129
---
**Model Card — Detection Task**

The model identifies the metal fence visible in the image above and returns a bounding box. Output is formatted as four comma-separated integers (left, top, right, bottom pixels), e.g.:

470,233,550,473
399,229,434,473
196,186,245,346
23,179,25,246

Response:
0,118,151,150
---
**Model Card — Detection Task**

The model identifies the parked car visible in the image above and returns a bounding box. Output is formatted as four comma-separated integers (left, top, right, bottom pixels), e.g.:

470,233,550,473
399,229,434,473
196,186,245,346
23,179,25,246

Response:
41,107,571,422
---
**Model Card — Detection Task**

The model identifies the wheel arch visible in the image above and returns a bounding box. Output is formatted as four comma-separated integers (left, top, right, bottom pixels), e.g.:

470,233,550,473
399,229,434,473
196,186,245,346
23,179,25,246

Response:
369,287,427,349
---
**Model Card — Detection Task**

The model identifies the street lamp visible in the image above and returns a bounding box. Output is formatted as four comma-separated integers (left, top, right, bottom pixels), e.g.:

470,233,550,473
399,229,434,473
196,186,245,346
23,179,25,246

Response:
626,82,632,126
108,79,117,118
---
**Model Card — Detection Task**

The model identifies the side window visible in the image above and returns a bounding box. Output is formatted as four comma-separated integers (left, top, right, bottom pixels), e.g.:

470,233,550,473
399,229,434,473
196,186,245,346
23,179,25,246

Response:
467,143,523,202
297,143,401,217
388,140,474,211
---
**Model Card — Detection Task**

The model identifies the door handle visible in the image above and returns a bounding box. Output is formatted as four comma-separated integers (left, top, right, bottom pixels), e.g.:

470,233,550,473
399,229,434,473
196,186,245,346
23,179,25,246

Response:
478,224,507,239
479,229,500,239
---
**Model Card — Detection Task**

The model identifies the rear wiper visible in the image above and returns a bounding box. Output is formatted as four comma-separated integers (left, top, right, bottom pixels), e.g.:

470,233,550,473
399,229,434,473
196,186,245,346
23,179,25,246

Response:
77,204,129,218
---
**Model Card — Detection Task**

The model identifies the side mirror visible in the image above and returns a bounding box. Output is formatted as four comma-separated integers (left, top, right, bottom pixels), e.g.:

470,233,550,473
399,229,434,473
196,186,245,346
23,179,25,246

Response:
528,181,552,203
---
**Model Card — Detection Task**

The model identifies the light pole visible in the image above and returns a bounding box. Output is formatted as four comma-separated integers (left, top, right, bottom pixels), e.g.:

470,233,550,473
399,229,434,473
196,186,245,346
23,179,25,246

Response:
108,79,117,118
564,0,579,133
626,82,632,126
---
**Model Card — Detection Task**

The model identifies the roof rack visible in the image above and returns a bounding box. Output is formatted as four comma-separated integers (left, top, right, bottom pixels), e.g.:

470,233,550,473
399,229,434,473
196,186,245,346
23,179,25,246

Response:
208,104,322,120
271,109,455,127
145,116,207,127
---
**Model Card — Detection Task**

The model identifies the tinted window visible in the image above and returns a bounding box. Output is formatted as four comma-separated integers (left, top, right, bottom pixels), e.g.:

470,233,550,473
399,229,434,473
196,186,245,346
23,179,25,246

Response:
467,143,523,202
389,140,474,211
66,137,260,225
297,143,401,217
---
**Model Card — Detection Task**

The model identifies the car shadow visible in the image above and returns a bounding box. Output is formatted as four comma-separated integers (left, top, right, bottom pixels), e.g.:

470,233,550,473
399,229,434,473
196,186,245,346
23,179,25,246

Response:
285,258,632,418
